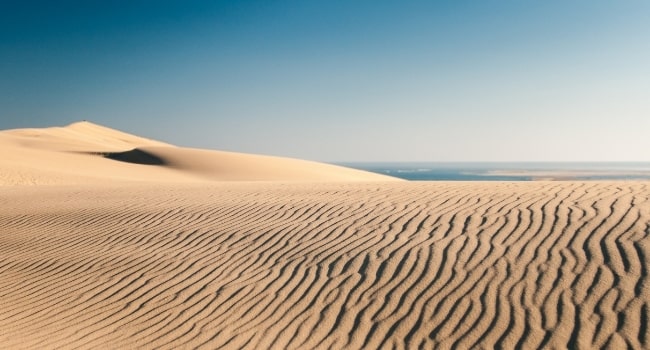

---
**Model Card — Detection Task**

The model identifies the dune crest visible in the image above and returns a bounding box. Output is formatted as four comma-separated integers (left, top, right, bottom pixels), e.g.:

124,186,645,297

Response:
0,121,398,184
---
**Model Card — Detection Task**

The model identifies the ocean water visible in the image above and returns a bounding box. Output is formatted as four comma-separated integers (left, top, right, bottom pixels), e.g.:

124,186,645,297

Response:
337,162,650,181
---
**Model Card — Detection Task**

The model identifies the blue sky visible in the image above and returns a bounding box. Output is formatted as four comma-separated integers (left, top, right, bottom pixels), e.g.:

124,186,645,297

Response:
1,1,649,161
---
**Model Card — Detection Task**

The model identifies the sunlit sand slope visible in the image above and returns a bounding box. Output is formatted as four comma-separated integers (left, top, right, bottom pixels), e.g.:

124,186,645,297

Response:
1,181,649,349
0,121,397,184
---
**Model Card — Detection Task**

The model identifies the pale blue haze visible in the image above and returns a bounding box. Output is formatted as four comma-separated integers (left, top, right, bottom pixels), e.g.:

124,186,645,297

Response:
1,1,649,161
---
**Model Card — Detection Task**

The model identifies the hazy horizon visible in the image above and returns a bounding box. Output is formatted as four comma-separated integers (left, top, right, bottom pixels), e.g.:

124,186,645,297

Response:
2,1,649,162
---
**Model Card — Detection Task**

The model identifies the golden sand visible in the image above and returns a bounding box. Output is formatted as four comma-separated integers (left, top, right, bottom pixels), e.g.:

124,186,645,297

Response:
1,123,648,349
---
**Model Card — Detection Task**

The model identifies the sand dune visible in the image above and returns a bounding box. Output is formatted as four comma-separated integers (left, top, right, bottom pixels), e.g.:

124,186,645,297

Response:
1,123,649,349
0,121,397,184
1,181,650,349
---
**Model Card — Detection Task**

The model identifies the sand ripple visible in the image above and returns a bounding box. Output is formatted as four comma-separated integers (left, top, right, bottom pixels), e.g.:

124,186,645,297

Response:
1,182,649,349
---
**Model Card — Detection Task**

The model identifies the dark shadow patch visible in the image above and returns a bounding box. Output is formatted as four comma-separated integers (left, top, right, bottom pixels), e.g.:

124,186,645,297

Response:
89,149,166,166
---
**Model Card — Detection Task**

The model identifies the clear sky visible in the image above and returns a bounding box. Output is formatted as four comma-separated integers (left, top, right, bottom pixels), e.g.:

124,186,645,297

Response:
1,1,649,162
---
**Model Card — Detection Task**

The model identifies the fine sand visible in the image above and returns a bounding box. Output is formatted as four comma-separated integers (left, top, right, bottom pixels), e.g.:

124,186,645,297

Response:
0,121,398,185
1,123,650,349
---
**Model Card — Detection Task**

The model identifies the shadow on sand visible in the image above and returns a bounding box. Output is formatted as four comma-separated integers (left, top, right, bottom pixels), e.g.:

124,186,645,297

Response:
93,148,166,166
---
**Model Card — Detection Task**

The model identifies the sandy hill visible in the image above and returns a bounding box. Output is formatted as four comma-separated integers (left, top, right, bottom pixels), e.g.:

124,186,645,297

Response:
2,122,648,350
0,121,398,185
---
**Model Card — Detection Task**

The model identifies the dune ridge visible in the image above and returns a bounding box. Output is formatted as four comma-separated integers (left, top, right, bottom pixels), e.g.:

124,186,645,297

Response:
1,181,649,349
0,121,398,184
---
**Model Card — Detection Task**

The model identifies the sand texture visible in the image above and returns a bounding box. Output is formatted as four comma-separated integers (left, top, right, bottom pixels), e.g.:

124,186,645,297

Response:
2,181,650,349
1,123,649,349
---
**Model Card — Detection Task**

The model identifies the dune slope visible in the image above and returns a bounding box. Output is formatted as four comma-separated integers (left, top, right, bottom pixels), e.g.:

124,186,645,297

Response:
0,121,398,184
1,181,649,349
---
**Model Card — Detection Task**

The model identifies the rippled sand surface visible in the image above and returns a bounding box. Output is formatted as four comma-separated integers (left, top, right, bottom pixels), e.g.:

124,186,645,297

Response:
2,181,649,349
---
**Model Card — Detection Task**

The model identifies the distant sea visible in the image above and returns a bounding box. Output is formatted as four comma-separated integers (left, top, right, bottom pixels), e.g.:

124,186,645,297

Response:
337,162,650,181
